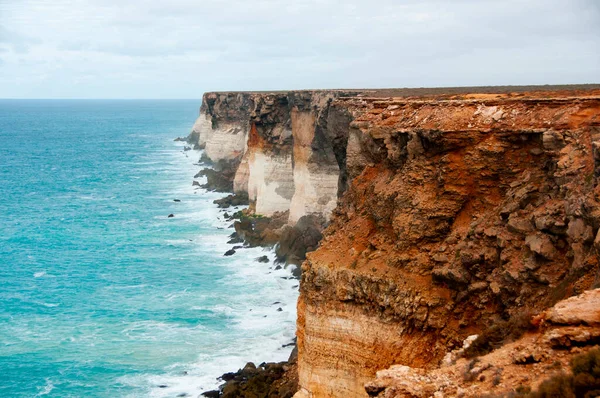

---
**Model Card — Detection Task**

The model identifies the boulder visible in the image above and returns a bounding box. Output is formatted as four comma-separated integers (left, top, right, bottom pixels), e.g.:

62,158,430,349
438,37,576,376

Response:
545,289,600,325
214,193,250,209
525,233,557,259
507,215,535,234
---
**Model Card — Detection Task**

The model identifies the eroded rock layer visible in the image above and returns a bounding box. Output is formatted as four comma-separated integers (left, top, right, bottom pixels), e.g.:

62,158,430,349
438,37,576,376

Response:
364,289,600,397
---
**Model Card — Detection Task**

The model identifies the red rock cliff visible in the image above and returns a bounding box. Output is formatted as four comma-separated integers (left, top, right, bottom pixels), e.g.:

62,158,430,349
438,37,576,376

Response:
189,86,600,397
296,88,600,397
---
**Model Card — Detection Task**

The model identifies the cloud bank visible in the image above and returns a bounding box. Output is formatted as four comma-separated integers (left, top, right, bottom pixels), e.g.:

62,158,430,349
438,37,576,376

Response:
0,0,598,98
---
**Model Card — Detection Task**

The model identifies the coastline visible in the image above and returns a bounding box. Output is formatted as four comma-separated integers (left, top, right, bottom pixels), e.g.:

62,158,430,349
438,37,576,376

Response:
171,140,300,397
0,99,301,398
182,87,600,398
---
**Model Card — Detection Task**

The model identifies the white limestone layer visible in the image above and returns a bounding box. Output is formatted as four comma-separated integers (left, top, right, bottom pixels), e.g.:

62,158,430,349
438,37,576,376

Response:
190,112,213,147
289,110,340,224
247,151,295,215
204,123,248,162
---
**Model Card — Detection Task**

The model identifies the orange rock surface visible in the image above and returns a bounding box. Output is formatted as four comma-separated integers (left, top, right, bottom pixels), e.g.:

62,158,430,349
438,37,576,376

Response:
296,88,600,397
188,86,600,397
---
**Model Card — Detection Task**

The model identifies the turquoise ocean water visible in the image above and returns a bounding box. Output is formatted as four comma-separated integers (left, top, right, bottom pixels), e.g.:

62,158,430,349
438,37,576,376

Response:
0,100,298,397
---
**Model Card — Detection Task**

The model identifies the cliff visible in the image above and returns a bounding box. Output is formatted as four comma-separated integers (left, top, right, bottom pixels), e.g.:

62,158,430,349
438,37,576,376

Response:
189,90,359,224
189,85,600,397
296,89,600,397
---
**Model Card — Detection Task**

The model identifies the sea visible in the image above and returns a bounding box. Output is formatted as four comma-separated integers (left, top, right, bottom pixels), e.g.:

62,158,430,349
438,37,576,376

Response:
0,100,298,397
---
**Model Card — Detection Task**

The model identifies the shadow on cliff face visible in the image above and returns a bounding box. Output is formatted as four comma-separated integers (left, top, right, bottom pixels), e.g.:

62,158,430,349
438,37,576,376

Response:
194,156,240,192
276,215,325,276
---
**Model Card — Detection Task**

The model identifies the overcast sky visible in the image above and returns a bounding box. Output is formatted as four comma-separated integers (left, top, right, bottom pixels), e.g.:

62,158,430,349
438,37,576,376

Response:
0,0,599,99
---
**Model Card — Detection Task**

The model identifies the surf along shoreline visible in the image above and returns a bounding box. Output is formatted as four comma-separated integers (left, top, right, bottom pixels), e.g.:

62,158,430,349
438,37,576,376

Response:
174,138,301,397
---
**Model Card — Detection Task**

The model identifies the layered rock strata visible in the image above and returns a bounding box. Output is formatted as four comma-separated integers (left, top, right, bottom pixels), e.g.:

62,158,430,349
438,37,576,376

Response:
189,86,600,397
188,90,358,223
296,90,600,397
364,289,600,397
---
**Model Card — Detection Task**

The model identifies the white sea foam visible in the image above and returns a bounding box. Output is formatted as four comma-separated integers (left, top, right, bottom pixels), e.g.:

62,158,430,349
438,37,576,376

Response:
33,271,46,278
39,302,59,308
35,378,55,396
118,145,299,398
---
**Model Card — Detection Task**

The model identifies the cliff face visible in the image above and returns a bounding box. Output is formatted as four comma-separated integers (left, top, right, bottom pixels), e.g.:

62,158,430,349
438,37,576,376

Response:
189,90,356,223
189,86,600,398
191,92,254,160
296,91,600,397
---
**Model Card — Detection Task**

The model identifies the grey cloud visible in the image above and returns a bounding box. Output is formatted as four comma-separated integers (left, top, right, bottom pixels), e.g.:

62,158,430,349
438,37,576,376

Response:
0,25,41,53
0,0,598,98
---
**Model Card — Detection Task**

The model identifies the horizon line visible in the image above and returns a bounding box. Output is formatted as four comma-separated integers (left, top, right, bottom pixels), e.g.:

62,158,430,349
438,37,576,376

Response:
2,83,600,100
0,98,204,100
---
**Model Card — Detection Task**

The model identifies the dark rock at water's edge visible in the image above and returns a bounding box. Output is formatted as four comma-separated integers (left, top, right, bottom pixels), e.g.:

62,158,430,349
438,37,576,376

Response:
224,210,243,222
214,192,249,209
168,214,175,218
224,249,236,256
227,233,244,244
197,151,211,165
194,158,240,193
183,146,191,151
229,211,326,275
256,255,269,263
185,130,200,146
196,169,233,192
174,137,187,142
276,214,325,274
233,211,288,248
201,346,298,398
173,199,181,202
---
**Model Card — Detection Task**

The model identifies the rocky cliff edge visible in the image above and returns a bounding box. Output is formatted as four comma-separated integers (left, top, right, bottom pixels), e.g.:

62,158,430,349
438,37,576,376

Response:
188,86,600,397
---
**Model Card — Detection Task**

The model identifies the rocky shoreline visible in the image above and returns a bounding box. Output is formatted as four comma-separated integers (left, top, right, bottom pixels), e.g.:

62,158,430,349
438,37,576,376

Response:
177,142,304,397
201,348,298,398
187,147,327,274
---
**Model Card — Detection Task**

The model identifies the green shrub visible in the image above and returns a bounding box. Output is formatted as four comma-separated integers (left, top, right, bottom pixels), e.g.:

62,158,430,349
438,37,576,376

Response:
525,348,600,398
464,312,535,358
530,373,575,398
